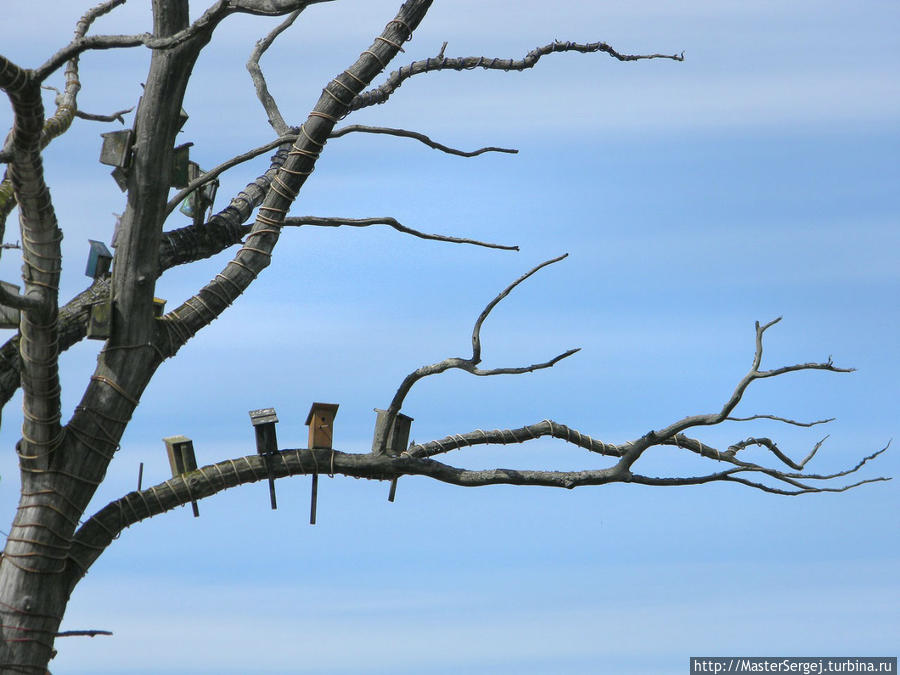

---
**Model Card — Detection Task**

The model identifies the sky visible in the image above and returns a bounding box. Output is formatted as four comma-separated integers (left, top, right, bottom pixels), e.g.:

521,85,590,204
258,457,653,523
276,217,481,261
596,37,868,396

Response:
1,1,898,673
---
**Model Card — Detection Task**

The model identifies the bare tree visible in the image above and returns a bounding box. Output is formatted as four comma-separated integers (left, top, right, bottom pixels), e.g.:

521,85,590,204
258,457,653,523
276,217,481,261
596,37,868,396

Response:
0,1,889,671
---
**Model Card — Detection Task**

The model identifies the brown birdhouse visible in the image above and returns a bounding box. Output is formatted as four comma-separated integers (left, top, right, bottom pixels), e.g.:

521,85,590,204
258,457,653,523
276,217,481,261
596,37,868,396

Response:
305,402,339,449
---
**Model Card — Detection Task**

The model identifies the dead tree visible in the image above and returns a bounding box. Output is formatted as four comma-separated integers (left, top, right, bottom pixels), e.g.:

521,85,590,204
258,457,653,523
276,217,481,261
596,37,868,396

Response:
0,1,888,671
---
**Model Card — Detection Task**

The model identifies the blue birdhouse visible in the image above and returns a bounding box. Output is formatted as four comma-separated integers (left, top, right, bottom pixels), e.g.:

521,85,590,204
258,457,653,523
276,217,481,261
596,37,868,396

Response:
85,240,112,279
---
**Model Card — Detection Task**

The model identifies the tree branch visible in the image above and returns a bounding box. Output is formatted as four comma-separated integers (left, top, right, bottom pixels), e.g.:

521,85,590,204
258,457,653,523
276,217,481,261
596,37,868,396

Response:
408,420,622,459
35,0,337,81
68,435,889,586
641,318,854,447
246,9,301,134
726,414,835,428
373,253,577,455
329,125,518,157
280,215,518,250
0,56,64,474
350,39,684,112
0,283,44,313
54,630,112,638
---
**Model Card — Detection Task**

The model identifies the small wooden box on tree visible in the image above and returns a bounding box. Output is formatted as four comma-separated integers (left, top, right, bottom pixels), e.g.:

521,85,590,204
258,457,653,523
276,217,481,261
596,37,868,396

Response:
85,240,112,280
171,142,193,188
86,300,112,340
371,409,413,456
162,435,199,517
305,402,339,449
98,129,133,168
304,403,338,526
249,407,279,510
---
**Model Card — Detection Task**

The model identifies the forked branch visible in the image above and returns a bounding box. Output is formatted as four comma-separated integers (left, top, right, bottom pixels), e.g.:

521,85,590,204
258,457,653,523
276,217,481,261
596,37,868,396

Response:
247,9,302,134
373,253,578,454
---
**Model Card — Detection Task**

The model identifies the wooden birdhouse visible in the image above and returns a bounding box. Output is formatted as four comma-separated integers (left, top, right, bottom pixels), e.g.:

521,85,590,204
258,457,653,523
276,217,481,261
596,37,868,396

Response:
249,408,279,510
0,281,20,329
86,299,112,340
249,407,279,454
162,435,199,517
163,435,198,475
85,240,112,280
372,409,413,456
111,166,129,192
176,107,189,133
179,162,219,225
170,142,193,188
99,129,133,168
305,402,339,449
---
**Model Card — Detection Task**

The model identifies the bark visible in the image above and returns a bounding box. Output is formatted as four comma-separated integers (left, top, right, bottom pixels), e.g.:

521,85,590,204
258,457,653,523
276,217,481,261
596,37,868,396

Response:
0,1,207,670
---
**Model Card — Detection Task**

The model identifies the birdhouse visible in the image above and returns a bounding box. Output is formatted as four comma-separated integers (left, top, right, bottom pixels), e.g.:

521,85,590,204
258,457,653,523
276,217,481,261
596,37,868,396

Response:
85,240,113,280
111,166,129,192
98,129,133,168
176,107,189,133
86,299,112,340
162,435,199,517
0,281,20,329
152,297,166,318
179,163,219,224
249,408,279,510
163,435,198,475
371,409,413,456
170,143,193,188
249,407,279,453
305,402,339,449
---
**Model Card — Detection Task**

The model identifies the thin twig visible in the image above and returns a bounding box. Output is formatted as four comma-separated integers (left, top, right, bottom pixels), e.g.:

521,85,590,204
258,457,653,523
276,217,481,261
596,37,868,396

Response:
55,629,112,638
726,414,835,428
330,125,518,157
281,216,518,251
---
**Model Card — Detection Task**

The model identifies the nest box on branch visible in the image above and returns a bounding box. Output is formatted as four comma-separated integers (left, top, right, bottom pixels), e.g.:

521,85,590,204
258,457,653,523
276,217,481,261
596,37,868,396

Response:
85,240,112,280
249,407,279,510
305,403,339,449
372,409,414,456
162,435,200,517
170,143,193,188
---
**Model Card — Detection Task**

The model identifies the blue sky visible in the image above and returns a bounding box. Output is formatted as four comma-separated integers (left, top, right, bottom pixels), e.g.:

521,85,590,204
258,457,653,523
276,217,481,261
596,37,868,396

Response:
1,1,898,673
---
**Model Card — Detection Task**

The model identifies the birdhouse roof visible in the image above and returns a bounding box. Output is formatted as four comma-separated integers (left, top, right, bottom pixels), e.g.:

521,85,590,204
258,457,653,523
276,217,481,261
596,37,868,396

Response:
88,239,112,257
374,408,414,423
248,408,278,425
305,402,339,425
